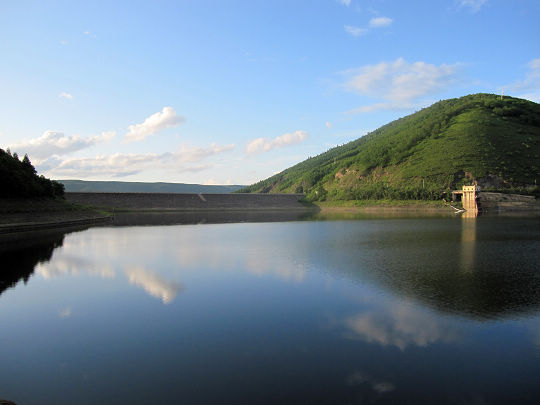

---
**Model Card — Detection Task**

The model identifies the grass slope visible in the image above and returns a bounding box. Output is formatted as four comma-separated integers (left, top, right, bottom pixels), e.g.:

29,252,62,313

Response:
241,94,540,201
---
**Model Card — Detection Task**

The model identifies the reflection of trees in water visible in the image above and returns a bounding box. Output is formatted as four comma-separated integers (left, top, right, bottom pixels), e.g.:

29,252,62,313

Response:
0,230,68,296
395,220,540,320
330,218,540,320
396,258,540,320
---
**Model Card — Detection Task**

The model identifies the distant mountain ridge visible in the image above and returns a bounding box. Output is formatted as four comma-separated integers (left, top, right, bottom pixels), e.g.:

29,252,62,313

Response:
241,94,540,201
59,180,245,194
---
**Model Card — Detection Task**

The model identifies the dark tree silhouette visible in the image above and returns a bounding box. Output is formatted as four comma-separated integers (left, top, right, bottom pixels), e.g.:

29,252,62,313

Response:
0,148,64,198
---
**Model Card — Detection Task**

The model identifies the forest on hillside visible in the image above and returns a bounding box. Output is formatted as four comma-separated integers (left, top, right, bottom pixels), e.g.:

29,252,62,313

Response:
0,148,64,198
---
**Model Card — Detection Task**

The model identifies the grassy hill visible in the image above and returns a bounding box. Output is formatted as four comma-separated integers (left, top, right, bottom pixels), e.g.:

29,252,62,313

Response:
240,94,540,201
59,180,245,194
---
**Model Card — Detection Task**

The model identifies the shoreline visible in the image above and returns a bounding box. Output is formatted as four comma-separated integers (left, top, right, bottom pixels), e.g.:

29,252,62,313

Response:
1,195,538,234
0,215,112,235
0,197,113,234
314,200,452,213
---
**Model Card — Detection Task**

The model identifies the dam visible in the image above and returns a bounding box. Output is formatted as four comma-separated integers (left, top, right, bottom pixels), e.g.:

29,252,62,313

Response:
65,192,308,211
452,186,538,213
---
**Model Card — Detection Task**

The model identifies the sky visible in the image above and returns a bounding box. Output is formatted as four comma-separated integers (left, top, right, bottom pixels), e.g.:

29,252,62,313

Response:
1,0,539,185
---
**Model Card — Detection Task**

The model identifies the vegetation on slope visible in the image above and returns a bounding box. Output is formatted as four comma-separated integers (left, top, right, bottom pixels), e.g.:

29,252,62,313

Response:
240,94,540,201
0,148,64,198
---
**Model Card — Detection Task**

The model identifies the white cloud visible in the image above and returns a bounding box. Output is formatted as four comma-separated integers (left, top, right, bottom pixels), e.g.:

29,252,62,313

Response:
177,143,235,163
459,0,487,13
337,0,351,6
325,121,333,129
204,178,219,185
204,178,234,185
344,25,367,37
44,153,162,177
343,58,460,112
125,106,185,142
37,142,234,179
83,30,97,38
345,16,393,37
369,17,393,28
9,130,115,161
506,58,540,102
529,58,540,71
246,130,308,155
58,92,73,100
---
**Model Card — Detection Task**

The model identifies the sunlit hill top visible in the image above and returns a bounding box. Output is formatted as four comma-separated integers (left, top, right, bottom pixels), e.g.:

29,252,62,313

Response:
241,94,540,201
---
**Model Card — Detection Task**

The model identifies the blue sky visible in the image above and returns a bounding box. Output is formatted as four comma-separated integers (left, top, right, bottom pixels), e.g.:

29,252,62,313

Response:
1,0,539,185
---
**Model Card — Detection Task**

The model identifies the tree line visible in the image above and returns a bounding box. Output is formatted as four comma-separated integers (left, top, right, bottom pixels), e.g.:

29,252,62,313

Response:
0,148,64,198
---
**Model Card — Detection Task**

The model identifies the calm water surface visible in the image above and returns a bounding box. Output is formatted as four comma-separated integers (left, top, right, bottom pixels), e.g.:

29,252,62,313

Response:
1,214,539,404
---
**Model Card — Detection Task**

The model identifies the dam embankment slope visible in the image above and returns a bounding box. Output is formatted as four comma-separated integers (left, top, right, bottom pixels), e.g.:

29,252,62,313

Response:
65,192,309,211
478,192,540,212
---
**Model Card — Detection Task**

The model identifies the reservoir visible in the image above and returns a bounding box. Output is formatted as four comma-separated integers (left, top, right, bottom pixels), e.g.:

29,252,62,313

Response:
1,214,539,404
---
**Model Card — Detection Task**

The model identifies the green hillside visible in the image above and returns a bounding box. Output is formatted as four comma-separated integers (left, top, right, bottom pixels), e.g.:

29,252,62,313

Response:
241,94,540,201
59,180,245,194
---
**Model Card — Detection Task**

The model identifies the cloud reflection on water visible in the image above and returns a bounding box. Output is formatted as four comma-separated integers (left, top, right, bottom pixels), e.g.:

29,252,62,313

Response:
343,299,459,350
169,225,309,282
347,371,395,394
36,256,183,304
59,307,72,318
245,255,307,282
36,257,116,279
124,266,183,304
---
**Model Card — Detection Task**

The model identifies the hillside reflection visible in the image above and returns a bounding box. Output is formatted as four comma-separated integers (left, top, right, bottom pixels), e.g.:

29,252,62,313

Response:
335,217,540,320
0,230,69,297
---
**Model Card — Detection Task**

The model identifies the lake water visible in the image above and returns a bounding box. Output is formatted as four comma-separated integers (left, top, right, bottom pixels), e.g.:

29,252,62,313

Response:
1,213,539,404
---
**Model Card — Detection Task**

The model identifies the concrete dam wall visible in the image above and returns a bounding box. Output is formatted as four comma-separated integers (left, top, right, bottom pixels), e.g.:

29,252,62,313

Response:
65,192,308,211
478,192,539,212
